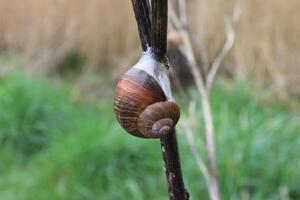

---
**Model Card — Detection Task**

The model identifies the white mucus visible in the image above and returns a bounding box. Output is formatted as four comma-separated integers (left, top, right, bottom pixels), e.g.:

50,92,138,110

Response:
132,48,174,101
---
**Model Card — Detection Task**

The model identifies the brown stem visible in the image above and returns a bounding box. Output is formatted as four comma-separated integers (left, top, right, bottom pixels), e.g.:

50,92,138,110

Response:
152,0,189,198
131,0,189,199
151,0,168,61
160,130,189,200
131,0,152,51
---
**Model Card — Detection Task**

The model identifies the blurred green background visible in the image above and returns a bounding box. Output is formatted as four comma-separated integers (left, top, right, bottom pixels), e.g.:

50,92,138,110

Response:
0,0,300,199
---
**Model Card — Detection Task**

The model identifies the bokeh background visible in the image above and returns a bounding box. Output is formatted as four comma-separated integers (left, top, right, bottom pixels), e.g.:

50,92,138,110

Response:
0,0,299,199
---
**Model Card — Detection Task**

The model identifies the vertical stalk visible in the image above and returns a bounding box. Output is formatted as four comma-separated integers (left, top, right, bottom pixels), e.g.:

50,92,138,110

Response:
160,130,189,200
151,0,168,61
131,0,189,199
131,0,152,51
152,0,189,199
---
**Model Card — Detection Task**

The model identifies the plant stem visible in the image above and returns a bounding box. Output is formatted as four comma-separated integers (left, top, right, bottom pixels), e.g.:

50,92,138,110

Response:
151,0,189,198
131,0,152,51
151,0,168,61
131,0,189,199
160,130,189,200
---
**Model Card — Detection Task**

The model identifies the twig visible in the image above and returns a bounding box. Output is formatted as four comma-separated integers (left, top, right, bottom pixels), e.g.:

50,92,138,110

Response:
169,0,241,95
182,103,210,183
168,1,222,200
168,0,241,199
169,6,219,190
187,101,206,150
206,16,235,94
183,123,209,179
186,102,223,200
179,23,222,200
206,0,241,94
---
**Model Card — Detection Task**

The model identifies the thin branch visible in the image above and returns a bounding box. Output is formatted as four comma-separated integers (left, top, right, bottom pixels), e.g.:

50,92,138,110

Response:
206,0,242,94
169,10,216,172
131,0,152,51
182,102,210,184
168,0,243,199
183,122,211,179
168,1,222,199
188,101,206,149
178,21,222,200
205,16,235,94
169,0,208,79
178,0,187,27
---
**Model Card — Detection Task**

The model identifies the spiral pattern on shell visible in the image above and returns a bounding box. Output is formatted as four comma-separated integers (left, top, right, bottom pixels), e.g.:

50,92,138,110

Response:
114,67,180,138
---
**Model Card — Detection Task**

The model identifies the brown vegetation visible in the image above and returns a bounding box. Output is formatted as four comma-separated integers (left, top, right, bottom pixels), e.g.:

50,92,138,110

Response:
0,0,299,96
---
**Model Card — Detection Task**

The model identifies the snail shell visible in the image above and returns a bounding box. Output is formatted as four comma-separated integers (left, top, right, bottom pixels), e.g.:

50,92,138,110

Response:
114,50,180,138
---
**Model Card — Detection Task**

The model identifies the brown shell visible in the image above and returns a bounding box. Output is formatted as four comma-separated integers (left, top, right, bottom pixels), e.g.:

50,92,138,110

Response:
137,101,180,138
114,67,166,138
114,66,180,138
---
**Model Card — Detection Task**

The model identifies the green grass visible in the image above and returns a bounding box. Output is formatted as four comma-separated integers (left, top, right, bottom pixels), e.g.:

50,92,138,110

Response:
0,72,299,200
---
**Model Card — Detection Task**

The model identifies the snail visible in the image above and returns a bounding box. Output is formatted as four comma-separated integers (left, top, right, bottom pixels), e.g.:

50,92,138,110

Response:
114,48,180,139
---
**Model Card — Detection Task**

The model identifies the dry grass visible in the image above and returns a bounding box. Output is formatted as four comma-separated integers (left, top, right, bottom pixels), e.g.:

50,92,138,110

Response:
0,0,299,96
234,0,300,97
0,0,139,72
186,0,300,97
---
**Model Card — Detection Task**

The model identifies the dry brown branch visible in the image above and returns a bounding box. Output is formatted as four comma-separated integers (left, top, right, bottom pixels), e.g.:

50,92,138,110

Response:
168,0,242,199
168,2,221,199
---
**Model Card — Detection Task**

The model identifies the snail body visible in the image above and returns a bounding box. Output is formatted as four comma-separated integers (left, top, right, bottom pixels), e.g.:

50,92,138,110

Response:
114,49,180,138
